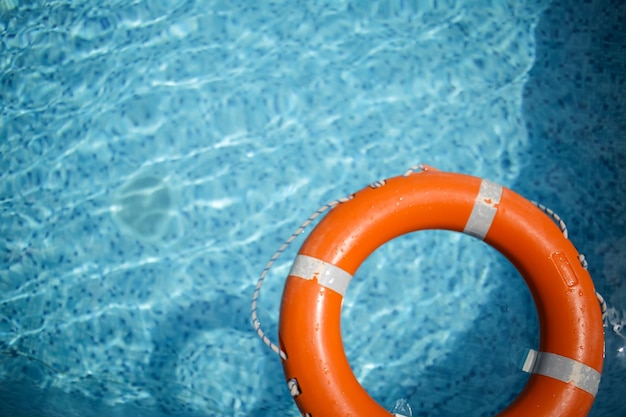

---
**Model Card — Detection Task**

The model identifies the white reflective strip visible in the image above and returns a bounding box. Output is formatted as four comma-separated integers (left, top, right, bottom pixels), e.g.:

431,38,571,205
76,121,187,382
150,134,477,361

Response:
522,349,601,396
463,179,502,240
289,254,353,296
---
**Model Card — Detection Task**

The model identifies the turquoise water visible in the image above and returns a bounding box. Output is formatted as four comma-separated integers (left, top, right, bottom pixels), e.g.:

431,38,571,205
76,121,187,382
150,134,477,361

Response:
1,0,624,416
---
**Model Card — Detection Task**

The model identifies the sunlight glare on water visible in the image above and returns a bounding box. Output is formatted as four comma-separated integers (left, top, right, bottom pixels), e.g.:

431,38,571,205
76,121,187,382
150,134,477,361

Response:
9,0,621,416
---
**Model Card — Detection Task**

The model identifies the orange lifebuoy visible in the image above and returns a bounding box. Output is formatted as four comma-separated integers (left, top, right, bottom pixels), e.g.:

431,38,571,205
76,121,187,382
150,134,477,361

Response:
278,166,604,417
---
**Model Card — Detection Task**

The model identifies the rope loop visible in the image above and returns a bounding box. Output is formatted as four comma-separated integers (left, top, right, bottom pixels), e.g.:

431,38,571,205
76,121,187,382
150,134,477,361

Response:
287,378,302,397
579,253,589,269
251,193,354,360
596,291,608,323
369,179,386,188
402,164,427,177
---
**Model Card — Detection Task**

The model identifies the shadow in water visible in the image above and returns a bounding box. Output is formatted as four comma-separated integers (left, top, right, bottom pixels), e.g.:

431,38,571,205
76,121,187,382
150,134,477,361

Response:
346,1,626,414
0,292,288,417
519,0,626,415
359,253,538,416
145,291,289,417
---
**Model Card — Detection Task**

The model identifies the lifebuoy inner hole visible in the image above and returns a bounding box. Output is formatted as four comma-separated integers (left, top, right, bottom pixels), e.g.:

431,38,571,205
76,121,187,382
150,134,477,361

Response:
338,229,539,414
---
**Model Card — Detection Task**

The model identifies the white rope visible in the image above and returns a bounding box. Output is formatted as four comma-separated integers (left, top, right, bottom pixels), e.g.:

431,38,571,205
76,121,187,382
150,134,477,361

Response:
250,195,353,360
287,378,301,397
596,291,608,323
369,179,386,188
403,163,427,177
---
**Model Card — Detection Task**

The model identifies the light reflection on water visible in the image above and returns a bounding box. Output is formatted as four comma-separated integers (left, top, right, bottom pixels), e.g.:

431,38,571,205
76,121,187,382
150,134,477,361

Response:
1,1,624,416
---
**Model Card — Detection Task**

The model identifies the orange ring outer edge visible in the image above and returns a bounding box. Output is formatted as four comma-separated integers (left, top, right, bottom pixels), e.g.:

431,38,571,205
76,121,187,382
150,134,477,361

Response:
278,170,604,417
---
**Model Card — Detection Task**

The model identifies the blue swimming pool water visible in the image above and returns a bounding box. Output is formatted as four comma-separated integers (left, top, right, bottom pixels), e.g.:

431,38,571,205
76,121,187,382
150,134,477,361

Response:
1,0,624,416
